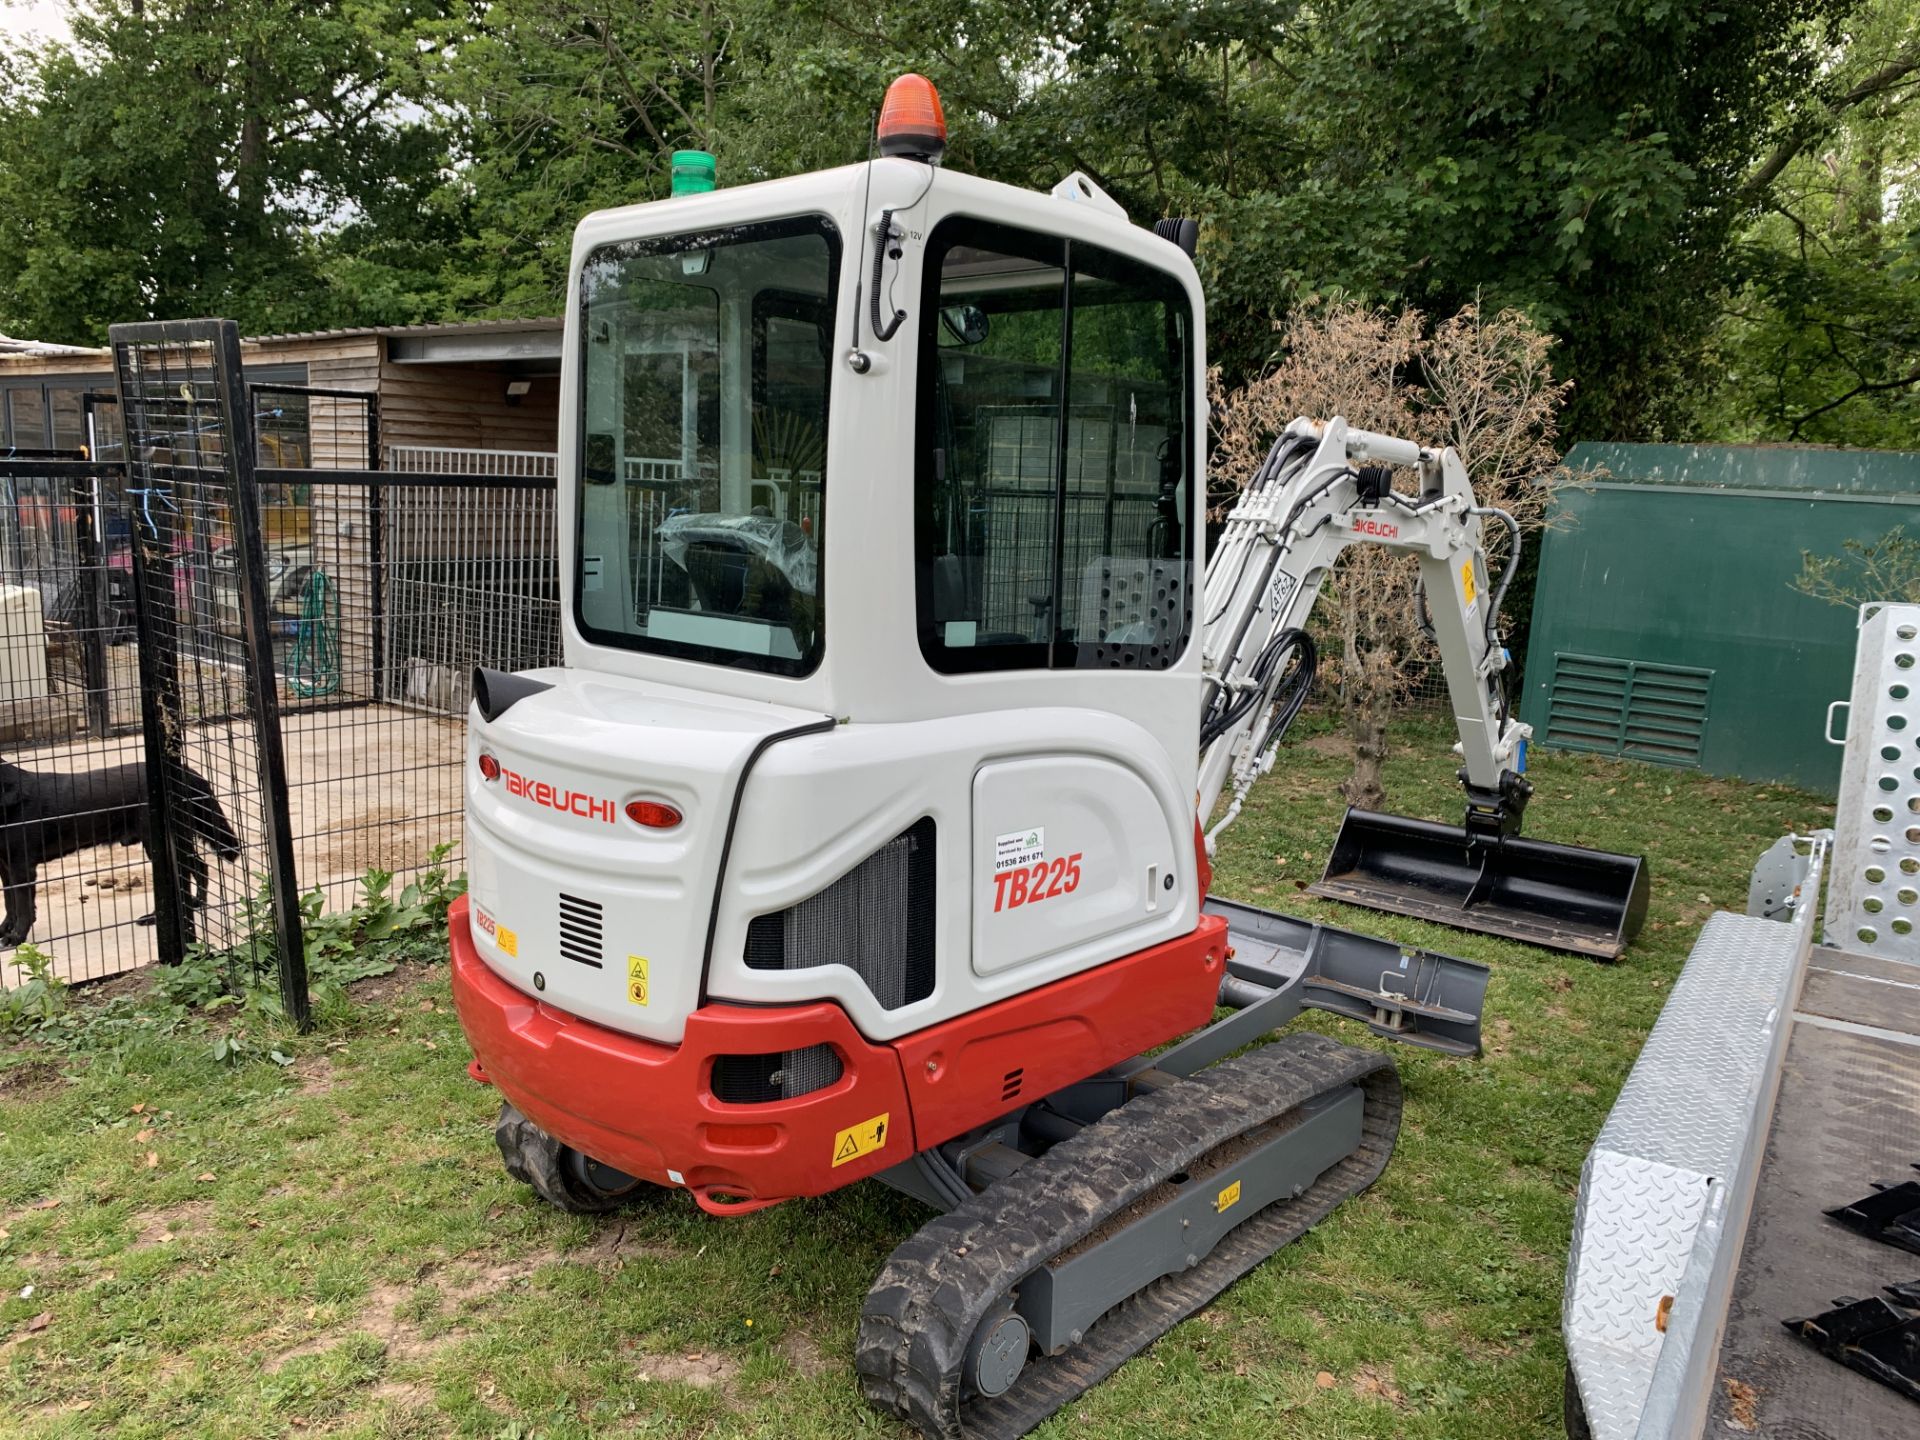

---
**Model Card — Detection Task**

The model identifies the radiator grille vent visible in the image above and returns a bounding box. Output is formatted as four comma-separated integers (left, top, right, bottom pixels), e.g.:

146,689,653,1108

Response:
710,1045,844,1104
744,817,935,1009
557,893,604,968
1543,653,1712,767
1001,1067,1025,1103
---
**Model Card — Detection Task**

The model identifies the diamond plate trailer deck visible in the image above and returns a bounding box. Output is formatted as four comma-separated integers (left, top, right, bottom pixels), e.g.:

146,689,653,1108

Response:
1562,836,1826,1440
1564,850,1920,1438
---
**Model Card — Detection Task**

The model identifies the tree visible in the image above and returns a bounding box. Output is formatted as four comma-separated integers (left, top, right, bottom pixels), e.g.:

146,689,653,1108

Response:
1213,302,1570,808
0,1,460,344
1797,527,1920,606
430,0,762,316
1700,0,1920,447
773,0,1850,438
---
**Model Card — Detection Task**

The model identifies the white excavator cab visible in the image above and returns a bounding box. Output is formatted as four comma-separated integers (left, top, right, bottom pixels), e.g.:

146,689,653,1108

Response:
466,154,1212,1050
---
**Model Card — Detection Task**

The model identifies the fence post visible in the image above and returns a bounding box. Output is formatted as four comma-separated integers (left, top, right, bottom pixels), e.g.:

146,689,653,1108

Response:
70,470,111,739
368,400,386,703
214,329,310,1029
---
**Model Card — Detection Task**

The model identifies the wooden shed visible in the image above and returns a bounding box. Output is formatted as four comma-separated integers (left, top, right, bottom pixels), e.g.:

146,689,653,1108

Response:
0,318,562,467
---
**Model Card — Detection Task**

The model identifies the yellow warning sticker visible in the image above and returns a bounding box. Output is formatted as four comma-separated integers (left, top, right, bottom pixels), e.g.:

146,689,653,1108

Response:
1461,560,1478,608
1216,1179,1242,1214
626,955,650,1007
832,1112,891,1168
497,925,518,958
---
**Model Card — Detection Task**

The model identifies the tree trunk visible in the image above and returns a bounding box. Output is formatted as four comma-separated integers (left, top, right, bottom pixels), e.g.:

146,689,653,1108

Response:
1342,654,1392,811
237,42,267,219
1338,587,1391,811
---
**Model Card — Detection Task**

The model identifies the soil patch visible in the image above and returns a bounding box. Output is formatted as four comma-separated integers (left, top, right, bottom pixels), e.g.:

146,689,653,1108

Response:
0,1060,65,1101
267,1252,549,1376
627,1344,739,1391
574,1220,676,1266
780,1332,828,1379
344,958,443,1010
289,1054,343,1095
132,1200,211,1248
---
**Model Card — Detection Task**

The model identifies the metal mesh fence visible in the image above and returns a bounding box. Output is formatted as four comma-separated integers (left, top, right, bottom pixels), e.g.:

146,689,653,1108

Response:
111,320,305,1015
270,474,558,916
0,449,156,981
973,489,1163,640
257,398,560,936
0,339,564,995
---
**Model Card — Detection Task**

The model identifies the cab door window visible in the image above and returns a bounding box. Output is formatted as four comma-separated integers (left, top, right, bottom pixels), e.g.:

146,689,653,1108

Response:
914,217,1193,674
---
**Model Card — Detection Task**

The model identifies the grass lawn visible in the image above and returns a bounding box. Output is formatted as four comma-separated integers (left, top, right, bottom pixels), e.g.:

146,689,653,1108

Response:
0,720,1835,1439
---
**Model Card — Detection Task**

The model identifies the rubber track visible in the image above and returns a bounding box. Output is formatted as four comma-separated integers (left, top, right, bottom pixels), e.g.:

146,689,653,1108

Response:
856,1032,1402,1440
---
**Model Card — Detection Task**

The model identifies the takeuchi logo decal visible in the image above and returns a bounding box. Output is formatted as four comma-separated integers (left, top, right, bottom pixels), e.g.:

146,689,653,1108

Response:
500,765,616,824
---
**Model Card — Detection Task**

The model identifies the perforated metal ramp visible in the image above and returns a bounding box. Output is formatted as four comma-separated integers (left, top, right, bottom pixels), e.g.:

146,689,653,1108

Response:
1706,947,1920,1438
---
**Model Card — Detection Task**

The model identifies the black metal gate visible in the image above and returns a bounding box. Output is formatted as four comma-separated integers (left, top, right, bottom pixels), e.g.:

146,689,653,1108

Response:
110,320,309,1024
0,321,561,1010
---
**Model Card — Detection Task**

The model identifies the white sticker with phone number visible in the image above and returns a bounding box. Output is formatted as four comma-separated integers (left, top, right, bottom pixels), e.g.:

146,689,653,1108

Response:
994,827,1045,873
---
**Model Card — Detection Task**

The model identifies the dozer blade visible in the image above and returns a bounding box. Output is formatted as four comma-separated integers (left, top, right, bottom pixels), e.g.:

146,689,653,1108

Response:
1307,808,1650,961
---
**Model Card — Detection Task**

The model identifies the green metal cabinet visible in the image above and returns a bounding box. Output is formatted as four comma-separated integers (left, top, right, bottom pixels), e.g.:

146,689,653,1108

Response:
1520,444,1920,793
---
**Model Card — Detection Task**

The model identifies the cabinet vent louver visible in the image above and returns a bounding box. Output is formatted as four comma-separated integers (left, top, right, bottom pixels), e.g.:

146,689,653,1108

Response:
1544,653,1712,767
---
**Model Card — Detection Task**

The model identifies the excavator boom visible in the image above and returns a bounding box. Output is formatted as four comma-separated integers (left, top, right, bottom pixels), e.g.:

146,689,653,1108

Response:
1199,417,1648,958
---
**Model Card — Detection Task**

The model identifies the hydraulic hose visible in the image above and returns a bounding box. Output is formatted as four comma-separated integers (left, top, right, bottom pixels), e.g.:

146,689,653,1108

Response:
1472,504,1521,650
289,569,340,699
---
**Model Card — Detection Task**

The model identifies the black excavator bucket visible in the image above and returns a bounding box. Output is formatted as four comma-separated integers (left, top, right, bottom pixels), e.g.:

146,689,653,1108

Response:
1307,808,1650,961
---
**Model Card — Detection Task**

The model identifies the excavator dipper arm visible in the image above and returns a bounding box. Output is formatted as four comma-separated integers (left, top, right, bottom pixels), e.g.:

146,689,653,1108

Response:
1199,416,1648,959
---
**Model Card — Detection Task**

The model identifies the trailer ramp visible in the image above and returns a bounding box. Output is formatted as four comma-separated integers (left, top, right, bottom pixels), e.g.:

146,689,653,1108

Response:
1563,838,1823,1440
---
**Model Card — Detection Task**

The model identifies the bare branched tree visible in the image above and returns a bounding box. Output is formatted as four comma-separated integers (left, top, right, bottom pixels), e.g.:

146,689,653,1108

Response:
1795,527,1920,608
1213,302,1573,808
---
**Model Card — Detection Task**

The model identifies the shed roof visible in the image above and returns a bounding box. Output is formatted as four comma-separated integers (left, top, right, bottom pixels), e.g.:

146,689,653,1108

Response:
0,317,566,372
1566,442,1920,497
246,316,560,345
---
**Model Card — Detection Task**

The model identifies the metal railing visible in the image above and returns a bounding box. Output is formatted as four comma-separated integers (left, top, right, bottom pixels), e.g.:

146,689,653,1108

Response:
386,445,557,478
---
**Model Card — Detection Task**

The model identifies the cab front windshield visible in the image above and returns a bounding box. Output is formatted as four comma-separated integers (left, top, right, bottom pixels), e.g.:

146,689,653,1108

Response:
574,216,839,676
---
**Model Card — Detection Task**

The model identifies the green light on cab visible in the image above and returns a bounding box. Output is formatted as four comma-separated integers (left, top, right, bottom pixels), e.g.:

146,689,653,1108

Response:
671,150,717,196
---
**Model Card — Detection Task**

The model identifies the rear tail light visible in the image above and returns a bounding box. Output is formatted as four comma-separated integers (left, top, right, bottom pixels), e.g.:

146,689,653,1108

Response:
477,751,501,782
625,799,683,829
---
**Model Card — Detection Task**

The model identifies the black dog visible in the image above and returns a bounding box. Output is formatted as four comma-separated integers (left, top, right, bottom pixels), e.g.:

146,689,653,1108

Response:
0,758,242,947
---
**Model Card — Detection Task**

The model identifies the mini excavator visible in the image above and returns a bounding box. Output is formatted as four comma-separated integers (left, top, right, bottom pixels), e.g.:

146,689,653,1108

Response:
450,73,1646,1439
